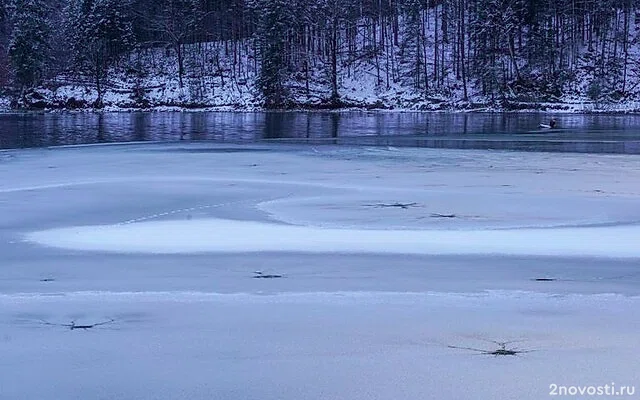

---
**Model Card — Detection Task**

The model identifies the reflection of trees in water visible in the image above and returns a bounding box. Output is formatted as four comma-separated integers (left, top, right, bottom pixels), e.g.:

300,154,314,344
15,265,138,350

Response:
188,113,207,141
97,113,105,142
132,113,149,142
330,113,340,138
263,112,340,141
4,112,640,150
263,112,281,139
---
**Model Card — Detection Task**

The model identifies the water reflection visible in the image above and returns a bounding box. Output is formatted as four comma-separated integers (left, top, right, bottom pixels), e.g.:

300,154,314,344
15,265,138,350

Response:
1,112,640,153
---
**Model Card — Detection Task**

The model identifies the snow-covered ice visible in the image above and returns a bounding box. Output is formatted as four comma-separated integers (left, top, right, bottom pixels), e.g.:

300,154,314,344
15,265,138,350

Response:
26,218,640,258
1,142,639,399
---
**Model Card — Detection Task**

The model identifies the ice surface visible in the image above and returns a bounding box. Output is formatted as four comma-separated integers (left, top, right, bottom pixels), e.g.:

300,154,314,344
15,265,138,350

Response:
2,291,640,400
1,142,639,399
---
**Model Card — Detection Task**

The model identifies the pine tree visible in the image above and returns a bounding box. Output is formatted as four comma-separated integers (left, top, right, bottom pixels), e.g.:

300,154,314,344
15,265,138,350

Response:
398,0,425,91
0,2,10,88
468,0,522,101
64,0,134,107
323,0,344,105
253,0,291,108
8,0,52,90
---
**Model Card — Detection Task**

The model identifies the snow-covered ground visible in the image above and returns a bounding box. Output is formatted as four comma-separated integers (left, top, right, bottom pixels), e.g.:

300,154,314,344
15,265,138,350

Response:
0,96,10,112
1,143,639,399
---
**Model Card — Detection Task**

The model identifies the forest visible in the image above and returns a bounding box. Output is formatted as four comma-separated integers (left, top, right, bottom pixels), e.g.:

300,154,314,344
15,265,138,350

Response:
0,0,639,110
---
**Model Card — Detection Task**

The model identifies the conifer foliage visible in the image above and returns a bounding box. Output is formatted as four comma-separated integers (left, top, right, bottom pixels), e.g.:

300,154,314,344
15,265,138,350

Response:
8,0,51,90
63,0,134,106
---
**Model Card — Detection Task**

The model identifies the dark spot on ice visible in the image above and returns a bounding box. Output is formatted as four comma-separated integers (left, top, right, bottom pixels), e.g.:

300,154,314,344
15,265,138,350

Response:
253,271,283,279
40,278,55,282
487,348,519,356
532,278,556,282
39,319,116,330
368,202,419,209
448,340,532,357
430,213,457,218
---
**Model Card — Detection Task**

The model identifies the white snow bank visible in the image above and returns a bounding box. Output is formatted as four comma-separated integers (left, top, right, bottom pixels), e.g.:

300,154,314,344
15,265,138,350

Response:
26,218,640,258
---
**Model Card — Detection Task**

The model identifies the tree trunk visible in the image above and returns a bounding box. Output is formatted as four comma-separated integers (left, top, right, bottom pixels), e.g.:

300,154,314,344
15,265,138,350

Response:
177,42,184,88
459,0,467,100
330,15,339,104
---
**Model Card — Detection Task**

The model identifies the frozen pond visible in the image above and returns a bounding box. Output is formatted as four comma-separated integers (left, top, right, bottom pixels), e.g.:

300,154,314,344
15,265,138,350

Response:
2,112,640,153
1,143,639,399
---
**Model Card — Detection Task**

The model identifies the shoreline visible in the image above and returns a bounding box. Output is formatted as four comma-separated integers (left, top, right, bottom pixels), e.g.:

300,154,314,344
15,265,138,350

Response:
2,105,640,114
2,94,640,114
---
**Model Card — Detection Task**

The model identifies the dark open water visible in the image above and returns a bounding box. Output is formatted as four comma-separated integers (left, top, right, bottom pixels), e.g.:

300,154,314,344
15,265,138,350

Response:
2,112,640,153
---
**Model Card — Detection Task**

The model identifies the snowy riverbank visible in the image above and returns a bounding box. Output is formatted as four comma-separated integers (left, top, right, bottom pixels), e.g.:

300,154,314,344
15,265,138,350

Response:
4,88,640,114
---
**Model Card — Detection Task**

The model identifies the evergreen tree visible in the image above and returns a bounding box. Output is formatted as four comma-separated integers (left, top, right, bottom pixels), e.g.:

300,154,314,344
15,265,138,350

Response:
253,0,291,108
64,0,134,106
0,2,10,88
321,0,346,104
399,0,426,90
8,0,52,90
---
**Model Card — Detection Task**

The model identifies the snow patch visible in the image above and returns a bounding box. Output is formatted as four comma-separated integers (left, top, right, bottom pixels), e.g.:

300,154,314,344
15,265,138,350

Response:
26,218,640,258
